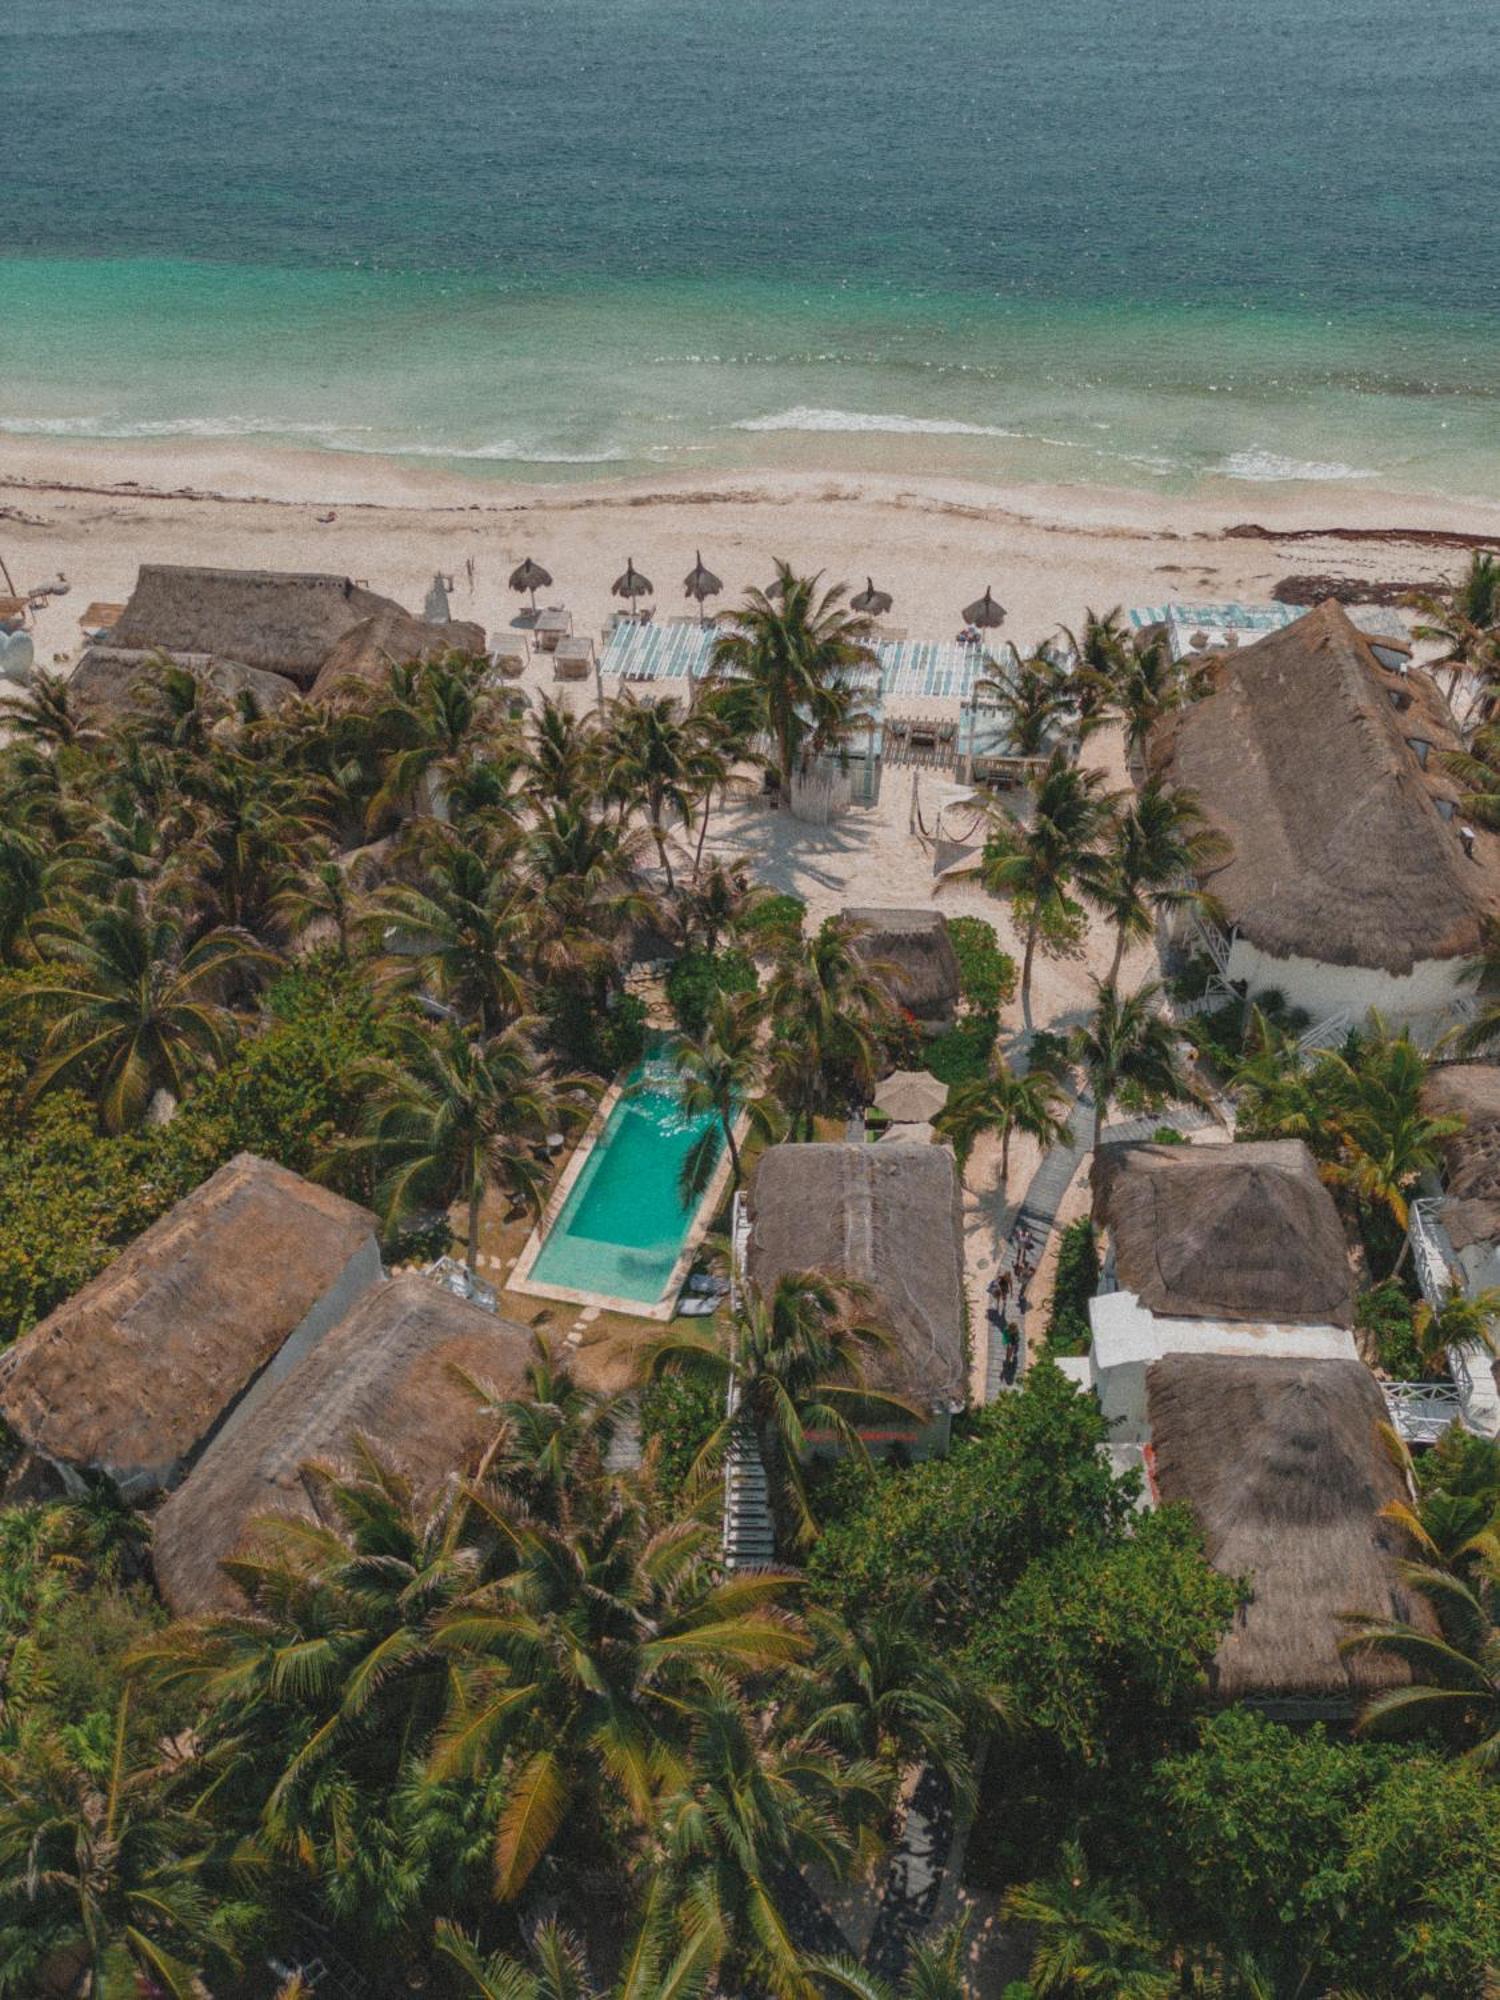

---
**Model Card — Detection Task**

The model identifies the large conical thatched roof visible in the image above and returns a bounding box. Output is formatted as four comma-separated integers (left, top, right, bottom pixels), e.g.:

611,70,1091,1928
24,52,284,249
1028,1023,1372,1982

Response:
745,1143,966,1411
0,1155,378,1499
1092,1139,1353,1327
309,605,487,704
152,1274,532,1613
108,565,408,689
1148,1353,1433,1708
1422,1061,1500,1251
843,907,961,1025
1148,600,1500,975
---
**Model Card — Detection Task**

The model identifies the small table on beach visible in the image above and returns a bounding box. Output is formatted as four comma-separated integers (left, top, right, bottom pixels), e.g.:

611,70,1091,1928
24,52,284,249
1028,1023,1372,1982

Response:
535,608,573,653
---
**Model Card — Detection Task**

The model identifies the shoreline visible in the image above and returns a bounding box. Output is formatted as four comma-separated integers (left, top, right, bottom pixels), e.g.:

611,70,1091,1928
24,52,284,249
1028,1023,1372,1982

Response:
6,438,1500,669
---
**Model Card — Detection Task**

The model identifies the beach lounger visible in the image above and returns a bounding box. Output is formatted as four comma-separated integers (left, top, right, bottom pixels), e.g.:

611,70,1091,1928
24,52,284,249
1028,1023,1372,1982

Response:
676,1293,718,1318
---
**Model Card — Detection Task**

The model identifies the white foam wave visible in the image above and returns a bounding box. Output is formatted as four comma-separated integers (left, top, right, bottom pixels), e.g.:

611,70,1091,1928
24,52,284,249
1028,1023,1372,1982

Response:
1217,449,1376,482
731,406,1020,438
0,413,362,442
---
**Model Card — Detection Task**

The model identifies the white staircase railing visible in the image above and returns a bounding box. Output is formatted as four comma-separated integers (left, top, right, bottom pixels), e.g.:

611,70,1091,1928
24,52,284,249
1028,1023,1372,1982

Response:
1408,1199,1453,1314
1296,1010,1350,1056
1191,909,1234,977
1383,1379,1466,1446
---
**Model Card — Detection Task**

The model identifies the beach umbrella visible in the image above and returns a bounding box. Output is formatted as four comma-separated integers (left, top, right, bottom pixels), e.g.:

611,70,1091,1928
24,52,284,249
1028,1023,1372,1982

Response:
613,558,654,607
423,572,452,624
509,557,552,611
874,1068,949,1124
684,550,723,623
963,587,1007,630
851,576,894,617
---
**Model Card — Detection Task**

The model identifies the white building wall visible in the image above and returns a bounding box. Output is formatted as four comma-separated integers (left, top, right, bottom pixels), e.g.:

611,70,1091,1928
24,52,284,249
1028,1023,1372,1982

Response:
1224,936,1466,1029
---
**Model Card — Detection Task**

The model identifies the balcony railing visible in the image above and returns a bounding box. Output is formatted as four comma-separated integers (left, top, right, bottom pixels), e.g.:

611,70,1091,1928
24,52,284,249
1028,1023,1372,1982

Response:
1383,1379,1465,1446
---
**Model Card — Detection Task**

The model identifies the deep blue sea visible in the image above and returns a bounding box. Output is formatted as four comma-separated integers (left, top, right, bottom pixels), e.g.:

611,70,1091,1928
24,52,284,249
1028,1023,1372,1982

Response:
4,0,1499,495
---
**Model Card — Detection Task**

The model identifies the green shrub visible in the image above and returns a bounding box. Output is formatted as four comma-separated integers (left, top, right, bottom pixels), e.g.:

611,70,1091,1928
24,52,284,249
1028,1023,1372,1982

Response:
1025,1029,1074,1081
1356,1280,1424,1379
665,947,758,1036
1043,1218,1098,1357
1152,1126,1188,1144
739,892,806,949
639,1370,722,1509
926,1015,999,1086
944,915,1017,1014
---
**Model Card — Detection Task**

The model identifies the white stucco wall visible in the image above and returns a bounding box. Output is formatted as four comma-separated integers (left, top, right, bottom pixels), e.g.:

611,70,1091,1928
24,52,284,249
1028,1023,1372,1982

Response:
1225,936,1466,1030
1084,1289,1359,1443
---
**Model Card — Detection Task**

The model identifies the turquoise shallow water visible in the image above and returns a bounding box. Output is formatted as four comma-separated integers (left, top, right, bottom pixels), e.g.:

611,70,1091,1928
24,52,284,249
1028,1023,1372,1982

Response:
528,1049,723,1306
4,0,1499,496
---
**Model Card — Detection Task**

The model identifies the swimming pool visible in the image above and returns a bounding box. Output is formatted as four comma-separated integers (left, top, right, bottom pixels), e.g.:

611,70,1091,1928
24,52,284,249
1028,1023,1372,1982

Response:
515,1044,727,1313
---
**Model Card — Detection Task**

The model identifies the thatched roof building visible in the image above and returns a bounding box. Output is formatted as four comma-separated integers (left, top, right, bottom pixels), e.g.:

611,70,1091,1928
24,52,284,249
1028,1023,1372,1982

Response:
1147,1353,1431,1712
842,907,961,1027
0,1155,380,1500
1148,600,1500,978
107,565,411,690
68,647,301,726
309,605,487,704
1422,1062,1500,1255
152,1274,531,1613
744,1143,966,1430
1093,1140,1354,1328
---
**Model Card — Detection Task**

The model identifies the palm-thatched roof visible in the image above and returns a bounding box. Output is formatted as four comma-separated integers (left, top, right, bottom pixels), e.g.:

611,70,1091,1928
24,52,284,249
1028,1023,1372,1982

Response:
1092,1140,1353,1327
1147,599,1500,975
0,1155,378,1499
745,1143,966,1411
842,907,961,1024
1147,1353,1432,1708
68,647,301,725
107,565,409,689
1421,1062,1500,1251
308,605,487,704
152,1274,531,1613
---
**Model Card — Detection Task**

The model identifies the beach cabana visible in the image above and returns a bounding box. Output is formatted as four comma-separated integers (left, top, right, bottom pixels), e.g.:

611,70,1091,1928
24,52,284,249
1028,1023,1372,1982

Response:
1147,1353,1433,1717
1077,1140,1359,1440
308,604,487,703
743,1142,966,1454
843,906,962,1030
151,1274,532,1613
107,564,410,690
0,1155,381,1500
1149,600,1500,1033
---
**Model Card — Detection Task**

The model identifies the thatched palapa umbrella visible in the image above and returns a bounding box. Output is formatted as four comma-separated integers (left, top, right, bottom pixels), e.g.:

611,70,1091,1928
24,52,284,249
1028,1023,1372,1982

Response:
851,576,894,618
684,550,722,624
508,557,552,612
613,559,653,614
963,587,1006,630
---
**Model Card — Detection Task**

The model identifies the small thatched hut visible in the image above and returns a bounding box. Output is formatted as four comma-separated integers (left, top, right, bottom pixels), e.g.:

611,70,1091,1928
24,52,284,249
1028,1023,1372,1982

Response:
1092,1139,1354,1328
1147,1353,1432,1715
308,605,487,705
67,647,301,727
1148,599,1500,1025
842,907,961,1029
152,1274,532,1613
107,565,411,690
0,1155,380,1500
744,1142,966,1452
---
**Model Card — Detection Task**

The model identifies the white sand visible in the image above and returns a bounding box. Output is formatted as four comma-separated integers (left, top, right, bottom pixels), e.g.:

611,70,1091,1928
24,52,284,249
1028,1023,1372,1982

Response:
6,436,1495,1390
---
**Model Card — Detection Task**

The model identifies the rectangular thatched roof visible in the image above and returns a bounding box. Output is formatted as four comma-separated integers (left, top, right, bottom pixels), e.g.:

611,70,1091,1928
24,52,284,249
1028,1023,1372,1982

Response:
309,606,488,703
0,1154,377,1498
68,647,301,726
108,565,409,688
1093,1139,1354,1328
1147,1353,1432,1707
842,906,961,1021
1422,1061,1500,1251
1147,599,1500,974
745,1142,966,1411
152,1274,532,1613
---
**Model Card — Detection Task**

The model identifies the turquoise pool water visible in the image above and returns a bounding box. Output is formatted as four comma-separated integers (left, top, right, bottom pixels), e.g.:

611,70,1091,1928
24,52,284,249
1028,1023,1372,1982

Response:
527,1046,724,1307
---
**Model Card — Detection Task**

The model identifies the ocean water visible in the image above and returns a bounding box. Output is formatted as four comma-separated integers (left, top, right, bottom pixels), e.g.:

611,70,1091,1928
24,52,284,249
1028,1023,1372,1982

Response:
4,0,1498,497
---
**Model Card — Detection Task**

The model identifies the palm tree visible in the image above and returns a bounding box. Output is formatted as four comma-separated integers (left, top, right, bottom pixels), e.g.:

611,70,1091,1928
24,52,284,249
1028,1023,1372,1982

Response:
6,669,93,754
14,890,272,1131
764,918,894,1137
1343,1553,1500,1769
710,564,876,803
1452,913,1500,1056
364,653,498,830
978,649,1070,757
646,1271,910,1550
1409,552,1500,710
1107,637,1212,760
1410,1283,1500,1381
174,747,334,938
808,1922,969,2000
371,827,530,1034
521,696,601,809
1060,606,1131,736
1096,780,1230,986
358,1017,586,1269
673,988,779,1200
603,694,700,890
934,1057,1070,1186
676,857,772,956
958,749,1116,1029
1070,979,1198,1154
1002,1842,1173,1998
436,1893,717,2000
1318,1022,1463,1276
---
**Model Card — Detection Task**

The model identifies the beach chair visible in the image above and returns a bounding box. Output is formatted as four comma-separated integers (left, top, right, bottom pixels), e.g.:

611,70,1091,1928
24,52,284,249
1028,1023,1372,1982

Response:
490,636,529,679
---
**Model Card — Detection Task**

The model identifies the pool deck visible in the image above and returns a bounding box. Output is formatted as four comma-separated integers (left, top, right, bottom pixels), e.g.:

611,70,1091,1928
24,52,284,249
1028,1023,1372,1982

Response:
509,1069,745,1322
